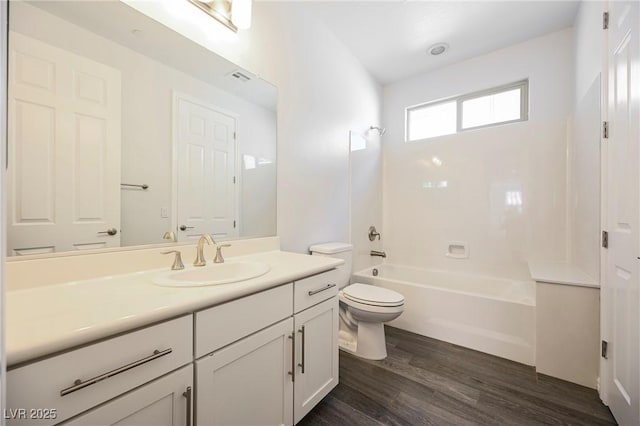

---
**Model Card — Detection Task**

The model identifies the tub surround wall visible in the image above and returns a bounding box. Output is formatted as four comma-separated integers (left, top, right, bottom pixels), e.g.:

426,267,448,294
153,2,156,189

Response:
382,29,573,280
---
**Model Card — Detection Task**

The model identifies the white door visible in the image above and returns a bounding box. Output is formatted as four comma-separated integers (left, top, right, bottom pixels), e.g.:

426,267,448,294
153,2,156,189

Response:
62,366,193,426
603,2,640,425
175,94,237,241
294,298,339,424
7,32,121,255
196,318,294,426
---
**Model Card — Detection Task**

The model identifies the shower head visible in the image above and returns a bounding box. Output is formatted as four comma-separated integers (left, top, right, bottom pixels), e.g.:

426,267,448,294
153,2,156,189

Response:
370,125,386,136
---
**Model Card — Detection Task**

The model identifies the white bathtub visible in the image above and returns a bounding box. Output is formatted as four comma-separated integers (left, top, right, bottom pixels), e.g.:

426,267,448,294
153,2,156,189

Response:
352,264,536,365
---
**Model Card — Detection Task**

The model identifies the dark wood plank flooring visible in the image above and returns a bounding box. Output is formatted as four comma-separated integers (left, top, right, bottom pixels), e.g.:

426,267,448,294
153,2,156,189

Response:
299,326,617,426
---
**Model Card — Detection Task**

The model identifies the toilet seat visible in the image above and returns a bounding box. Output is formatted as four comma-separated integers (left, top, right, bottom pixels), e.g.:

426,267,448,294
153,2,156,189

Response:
342,283,404,307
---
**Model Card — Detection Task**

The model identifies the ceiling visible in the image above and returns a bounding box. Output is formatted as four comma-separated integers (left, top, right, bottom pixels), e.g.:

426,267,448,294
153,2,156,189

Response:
303,1,580,85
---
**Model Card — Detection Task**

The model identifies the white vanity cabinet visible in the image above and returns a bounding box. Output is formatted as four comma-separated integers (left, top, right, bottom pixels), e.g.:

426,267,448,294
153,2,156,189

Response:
293,272,340,424
62,365,193,426
7,268,340,426
196,319,294,426
7,315,193,426
194,272,339,425
194,284,294,425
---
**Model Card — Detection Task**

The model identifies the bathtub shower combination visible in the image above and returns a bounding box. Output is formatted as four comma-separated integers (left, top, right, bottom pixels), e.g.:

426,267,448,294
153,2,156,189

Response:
352,264,536,365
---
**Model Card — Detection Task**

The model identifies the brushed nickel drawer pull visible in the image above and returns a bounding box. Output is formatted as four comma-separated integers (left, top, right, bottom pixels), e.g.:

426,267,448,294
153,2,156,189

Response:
288,333,295,382
183,386,192,426
308,283,336,296
60,348,173,396
298,326,306,374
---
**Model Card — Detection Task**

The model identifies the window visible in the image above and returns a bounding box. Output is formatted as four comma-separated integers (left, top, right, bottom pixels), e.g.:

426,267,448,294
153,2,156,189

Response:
406,80,528,142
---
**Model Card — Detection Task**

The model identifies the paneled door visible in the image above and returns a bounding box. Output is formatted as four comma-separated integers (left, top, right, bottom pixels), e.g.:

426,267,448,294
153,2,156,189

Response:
7,32,122,255
174,93,237,242
603,2,640,424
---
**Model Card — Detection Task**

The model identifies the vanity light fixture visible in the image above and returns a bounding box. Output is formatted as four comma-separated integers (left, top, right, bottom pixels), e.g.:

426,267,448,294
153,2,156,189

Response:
187,0,252,32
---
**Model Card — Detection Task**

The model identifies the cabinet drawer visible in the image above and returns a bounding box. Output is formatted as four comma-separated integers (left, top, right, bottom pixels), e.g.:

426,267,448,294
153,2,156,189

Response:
195,283,293,358
294,269,339,313
7,315,192,426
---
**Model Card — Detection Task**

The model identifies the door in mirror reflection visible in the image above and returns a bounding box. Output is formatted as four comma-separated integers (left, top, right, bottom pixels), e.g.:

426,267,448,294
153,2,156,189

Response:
8,32,122,255
175,94,237,241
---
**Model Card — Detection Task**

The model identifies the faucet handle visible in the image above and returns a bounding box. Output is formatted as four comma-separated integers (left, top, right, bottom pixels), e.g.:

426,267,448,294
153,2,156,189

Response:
214,244,231,264
162,231,176,242
161,250,184,270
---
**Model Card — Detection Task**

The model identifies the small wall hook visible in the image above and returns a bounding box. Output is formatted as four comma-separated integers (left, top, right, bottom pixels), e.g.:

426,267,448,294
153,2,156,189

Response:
368,226,381,241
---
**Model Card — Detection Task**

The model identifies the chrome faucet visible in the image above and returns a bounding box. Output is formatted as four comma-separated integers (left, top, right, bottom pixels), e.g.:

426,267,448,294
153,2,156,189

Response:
370,250,386,258
194,234,215,266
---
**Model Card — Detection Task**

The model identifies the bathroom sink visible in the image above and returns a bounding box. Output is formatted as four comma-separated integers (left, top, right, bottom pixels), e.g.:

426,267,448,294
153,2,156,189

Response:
152,262,271,287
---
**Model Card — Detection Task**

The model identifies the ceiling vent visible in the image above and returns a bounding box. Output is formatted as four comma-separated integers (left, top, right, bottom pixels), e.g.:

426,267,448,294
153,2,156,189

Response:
230,70,251,82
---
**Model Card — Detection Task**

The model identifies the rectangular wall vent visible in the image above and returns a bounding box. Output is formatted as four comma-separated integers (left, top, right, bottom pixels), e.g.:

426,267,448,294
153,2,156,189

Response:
230,71,251,82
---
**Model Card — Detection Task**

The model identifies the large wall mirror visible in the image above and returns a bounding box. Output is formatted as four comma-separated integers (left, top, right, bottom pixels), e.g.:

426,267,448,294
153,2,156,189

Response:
7,0,277,257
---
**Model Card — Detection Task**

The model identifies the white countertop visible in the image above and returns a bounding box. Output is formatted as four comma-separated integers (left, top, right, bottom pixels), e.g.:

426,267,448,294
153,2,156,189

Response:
7,250,343,366
528,260,599,288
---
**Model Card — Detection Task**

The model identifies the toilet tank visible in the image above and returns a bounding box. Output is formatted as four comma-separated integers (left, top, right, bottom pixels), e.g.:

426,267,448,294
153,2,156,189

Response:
309,242,353,289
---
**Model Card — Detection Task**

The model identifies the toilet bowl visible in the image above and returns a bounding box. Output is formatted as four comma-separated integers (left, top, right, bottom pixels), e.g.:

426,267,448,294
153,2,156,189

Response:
338,283,404,360
310,243,405,360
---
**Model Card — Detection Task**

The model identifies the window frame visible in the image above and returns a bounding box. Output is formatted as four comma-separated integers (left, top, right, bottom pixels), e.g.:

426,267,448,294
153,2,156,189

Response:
405,79,529,142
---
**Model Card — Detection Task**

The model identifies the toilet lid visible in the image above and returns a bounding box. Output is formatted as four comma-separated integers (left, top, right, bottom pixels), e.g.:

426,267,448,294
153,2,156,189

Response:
343,283,404,307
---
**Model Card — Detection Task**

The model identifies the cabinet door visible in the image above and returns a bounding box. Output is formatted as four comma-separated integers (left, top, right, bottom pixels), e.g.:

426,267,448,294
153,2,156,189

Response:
196,318,294,426
294,297,339,424
62,365,193,426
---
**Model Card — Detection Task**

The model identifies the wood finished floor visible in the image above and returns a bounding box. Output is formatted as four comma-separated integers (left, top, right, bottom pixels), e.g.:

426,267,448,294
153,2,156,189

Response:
299,326,617,426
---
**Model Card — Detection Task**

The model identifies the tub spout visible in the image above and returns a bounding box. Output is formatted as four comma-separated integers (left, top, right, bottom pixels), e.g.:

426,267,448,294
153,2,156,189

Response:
370,250,386,258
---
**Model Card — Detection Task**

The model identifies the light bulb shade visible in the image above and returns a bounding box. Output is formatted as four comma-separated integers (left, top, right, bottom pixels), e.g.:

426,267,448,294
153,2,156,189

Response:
231,0,252,30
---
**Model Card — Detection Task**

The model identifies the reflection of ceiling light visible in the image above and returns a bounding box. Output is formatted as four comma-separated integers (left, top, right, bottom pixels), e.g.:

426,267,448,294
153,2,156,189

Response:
431,157,442,167
232,0,252,30
428,43,449,56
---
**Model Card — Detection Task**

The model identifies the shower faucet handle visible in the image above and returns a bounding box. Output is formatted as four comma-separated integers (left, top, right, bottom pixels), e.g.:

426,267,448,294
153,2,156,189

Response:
368,226,381,241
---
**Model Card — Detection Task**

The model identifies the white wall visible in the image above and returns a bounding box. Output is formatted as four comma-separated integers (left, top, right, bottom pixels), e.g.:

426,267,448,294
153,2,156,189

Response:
382,29,574,279
123,1,383,255
11,2,277,247
568,1,604,282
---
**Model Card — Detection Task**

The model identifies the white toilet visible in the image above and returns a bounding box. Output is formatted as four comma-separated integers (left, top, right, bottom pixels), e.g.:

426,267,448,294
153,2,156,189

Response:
310,242,405,360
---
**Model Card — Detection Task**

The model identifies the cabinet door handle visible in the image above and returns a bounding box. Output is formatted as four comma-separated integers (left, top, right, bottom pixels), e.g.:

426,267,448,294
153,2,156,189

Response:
60,348,173,396
298,326,306,374
308,283,336,296
183,386,192,426
288,332,295,382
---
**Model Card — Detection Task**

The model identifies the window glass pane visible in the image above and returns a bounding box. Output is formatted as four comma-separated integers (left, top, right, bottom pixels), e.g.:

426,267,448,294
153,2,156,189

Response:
461,88,521,129
408,101,456,141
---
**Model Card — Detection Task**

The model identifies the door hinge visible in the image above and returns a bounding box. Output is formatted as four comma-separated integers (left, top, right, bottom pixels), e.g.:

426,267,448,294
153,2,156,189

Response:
603,11,609,30
603,121,609,139
601,340,608,359
234,132,237,140
233,220,236,228
233,176,236,184
602,230,609,249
